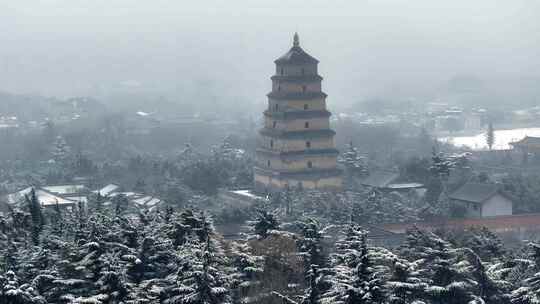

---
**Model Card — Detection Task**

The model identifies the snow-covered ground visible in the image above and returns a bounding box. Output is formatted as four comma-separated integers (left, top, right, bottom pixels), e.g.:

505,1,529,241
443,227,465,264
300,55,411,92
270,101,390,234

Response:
440,127,540,151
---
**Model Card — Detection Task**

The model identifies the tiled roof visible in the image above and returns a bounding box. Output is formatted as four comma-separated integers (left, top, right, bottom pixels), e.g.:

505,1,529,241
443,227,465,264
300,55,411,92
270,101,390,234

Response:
383,213,540,234
448,183,500,203
275,46,318,65
511,136,540,146
359,170,399,188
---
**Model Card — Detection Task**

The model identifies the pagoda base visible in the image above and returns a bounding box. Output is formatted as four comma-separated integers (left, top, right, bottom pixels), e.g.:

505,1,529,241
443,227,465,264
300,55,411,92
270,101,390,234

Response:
254,168,343,193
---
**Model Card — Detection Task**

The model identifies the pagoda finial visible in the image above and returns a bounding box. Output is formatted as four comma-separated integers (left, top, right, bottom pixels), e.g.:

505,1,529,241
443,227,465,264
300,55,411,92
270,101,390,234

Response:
293,32,300,47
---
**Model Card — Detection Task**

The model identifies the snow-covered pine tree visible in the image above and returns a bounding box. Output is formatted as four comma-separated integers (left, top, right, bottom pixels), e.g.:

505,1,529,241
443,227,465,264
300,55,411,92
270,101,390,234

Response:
51,135,71,164
386,257,427,304
424,242,475,304
93,253,129,304
458,227,506,263
399,227,479,304
344,231,387,304
297,218,326,275
26,188,44,246
341,141,368,179
459,248,510,304
1,270,38,304
250,209,280,239
486,122,495,151
321,226,387,304
162,239,231,304
512,270,540,304
508,242,540,304
301,265,323,304
228,241,265,304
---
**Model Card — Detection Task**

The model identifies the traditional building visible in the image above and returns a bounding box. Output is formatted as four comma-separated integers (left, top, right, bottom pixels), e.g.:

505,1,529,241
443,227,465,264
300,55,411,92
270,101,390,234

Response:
254,33,342,192
448,183,513,218
510,136,540,164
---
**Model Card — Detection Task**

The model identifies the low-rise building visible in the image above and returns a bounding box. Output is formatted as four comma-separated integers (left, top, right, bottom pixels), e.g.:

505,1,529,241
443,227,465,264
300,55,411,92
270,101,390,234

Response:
4,187,77,210
448,183,513,218
359,170,424,193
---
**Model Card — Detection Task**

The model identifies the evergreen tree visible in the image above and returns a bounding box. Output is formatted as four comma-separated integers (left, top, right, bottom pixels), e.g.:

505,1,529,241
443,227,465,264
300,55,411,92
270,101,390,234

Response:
460,248,510,304
51,135,71,164
26,189,44,246
228,241,265,304
387,258,427,304
1,270,36,304
341,141,368,184
486,122,495,151
162,240,231,304
301,265,322,304
322,226,387,304
297,218,325,274
345,231,386,304
250,209,279,239
512,271,540,304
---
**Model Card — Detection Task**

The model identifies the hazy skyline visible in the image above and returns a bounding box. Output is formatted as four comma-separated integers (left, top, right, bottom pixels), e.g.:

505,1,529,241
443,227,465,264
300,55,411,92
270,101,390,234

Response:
1,0,539,108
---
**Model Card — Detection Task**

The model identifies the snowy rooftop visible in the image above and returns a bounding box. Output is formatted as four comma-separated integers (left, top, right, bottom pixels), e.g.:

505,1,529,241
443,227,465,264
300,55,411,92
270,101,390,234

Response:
387,183,425,189
42,185,86,195
94,184,120,196
230,190,263,200
5,187,75,206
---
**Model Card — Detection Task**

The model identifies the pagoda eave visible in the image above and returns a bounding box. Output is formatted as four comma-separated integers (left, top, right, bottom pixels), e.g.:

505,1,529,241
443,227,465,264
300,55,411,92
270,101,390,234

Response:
256,148,339,158
271,75,323,82
259,128,336,139
254,167,343,179
264,110,331,120
267,91,327,100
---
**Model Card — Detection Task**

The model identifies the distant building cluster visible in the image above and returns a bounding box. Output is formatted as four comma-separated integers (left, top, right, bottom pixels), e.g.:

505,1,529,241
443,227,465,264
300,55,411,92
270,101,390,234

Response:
1,183,164,213
0,115,19,130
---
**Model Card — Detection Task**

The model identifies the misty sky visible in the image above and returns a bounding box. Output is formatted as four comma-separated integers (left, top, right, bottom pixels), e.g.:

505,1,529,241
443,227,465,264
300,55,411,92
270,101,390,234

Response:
1,0,539,108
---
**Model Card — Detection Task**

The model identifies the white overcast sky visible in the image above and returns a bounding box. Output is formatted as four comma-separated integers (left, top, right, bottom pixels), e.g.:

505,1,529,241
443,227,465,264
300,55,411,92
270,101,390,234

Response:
0,0,539,106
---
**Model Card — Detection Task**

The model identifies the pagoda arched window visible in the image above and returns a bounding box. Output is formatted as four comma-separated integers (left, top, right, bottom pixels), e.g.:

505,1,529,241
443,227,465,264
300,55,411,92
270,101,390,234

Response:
306,141,311,148
304,121,309,129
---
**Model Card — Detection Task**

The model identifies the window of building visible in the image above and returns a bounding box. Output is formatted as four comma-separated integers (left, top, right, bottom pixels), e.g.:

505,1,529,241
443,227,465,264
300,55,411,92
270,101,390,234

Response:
306,141,311,148
272,121,277,128
304,104,309,110
301,68,305,75
304,121,309,128
275,104,279,111
280,67,284,75
267,160,271,167
307,161,313,168
270,140,273,148
302,85,307,93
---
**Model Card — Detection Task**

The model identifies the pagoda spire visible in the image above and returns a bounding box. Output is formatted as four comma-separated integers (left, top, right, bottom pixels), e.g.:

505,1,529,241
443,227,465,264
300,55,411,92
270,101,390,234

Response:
293,32,300,47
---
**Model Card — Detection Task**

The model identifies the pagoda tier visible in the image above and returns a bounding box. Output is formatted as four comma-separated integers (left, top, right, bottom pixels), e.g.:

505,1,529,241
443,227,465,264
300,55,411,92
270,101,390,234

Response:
254,33,343,192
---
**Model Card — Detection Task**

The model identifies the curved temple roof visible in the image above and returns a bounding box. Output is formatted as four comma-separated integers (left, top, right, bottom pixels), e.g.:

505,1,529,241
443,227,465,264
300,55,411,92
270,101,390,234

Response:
275,33,319,65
